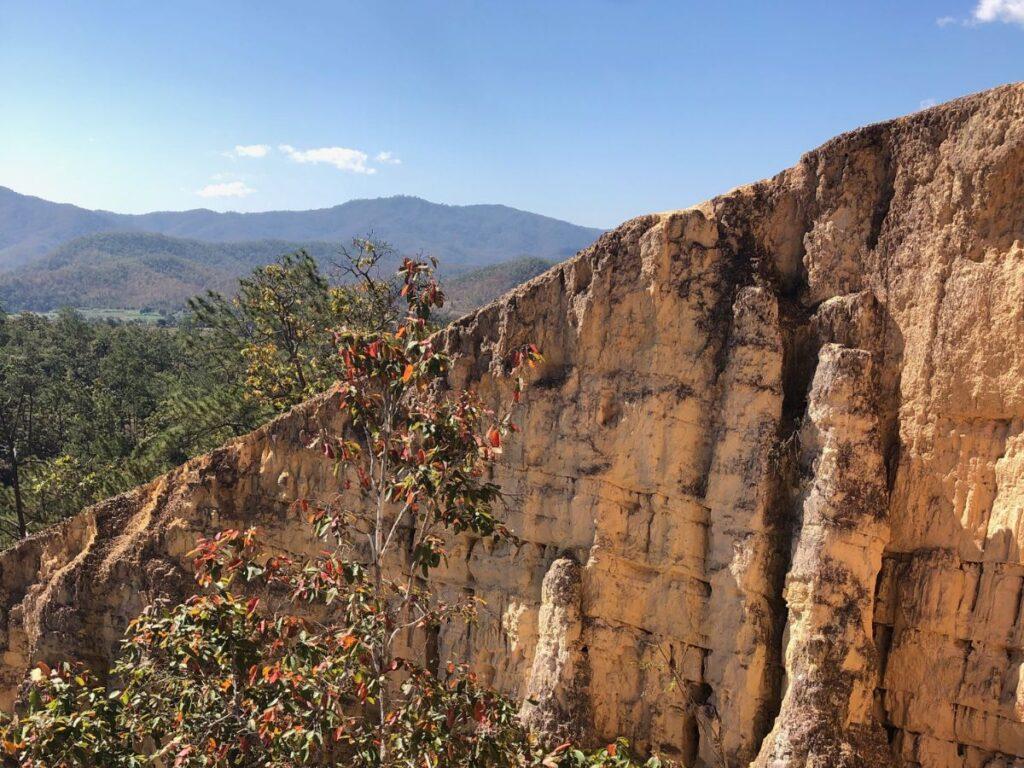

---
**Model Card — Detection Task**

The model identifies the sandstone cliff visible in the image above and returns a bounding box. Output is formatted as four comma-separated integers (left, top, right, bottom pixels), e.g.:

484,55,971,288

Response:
3,83,1024,767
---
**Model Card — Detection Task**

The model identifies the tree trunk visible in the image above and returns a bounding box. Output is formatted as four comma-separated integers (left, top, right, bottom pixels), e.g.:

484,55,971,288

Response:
10,447,26,539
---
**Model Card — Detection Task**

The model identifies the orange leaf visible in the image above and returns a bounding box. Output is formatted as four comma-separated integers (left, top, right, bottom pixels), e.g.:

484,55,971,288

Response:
486,427,501,448
402,364,414,382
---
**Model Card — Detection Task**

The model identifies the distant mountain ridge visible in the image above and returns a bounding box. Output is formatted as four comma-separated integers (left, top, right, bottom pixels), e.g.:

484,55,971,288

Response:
0,186,602,270
0,186,122,267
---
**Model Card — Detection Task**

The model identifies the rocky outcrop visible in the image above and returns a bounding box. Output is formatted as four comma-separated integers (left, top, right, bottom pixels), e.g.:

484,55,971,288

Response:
754,344,891,768
4,84,1024,767
520,557,586,736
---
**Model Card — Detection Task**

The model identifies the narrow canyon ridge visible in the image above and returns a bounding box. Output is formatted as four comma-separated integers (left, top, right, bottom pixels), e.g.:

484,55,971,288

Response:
3,84,1024,767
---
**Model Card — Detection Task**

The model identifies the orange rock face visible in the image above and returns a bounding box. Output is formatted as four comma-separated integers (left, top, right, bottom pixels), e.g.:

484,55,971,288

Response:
3,84,1024,767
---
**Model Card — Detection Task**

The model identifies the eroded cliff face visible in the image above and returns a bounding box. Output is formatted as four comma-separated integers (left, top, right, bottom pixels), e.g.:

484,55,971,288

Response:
3,84,1024,767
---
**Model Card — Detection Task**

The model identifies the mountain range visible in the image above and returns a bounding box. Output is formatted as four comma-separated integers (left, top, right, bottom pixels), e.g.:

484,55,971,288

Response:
0,186,600,312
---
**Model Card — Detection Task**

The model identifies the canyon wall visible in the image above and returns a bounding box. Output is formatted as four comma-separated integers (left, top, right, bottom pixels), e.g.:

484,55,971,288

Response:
3,83,1024,767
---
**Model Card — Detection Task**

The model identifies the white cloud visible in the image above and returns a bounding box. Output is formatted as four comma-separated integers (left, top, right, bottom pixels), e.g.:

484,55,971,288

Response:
375,151,402,165
196,180,255,198
973,0,1024,24
235,144,270,157
279,144,376,174
919,98,938,109
935,15,958,26
225,144,271,158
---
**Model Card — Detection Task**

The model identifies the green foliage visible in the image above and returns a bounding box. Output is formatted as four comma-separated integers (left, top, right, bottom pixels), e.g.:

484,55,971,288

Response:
187,240,400,412
0,309,160,540
1,542,659,767
188,251,340,411
0,664,141,768
0,305,261,546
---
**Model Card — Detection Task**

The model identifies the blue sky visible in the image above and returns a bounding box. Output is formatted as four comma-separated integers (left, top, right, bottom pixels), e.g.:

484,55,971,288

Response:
0,1,1022,228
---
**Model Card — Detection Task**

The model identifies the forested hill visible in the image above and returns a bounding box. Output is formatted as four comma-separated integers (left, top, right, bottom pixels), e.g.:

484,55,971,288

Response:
438,257,554,319
0,233,342,311
0,186,602,269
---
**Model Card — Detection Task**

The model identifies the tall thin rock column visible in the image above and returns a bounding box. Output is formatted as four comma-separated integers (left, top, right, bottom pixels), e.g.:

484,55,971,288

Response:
520,557,585,738
755,343,893,768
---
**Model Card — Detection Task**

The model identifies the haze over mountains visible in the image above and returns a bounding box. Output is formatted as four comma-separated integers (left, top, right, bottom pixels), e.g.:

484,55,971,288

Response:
0,186,601,311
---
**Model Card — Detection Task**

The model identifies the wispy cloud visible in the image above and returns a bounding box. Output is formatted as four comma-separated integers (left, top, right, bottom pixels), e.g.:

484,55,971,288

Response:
919,98,938,109
972,0,1024,24
225,144,271,159
197,180,255,198
216,144,399,174
279,144,376,174
935,15,958,26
